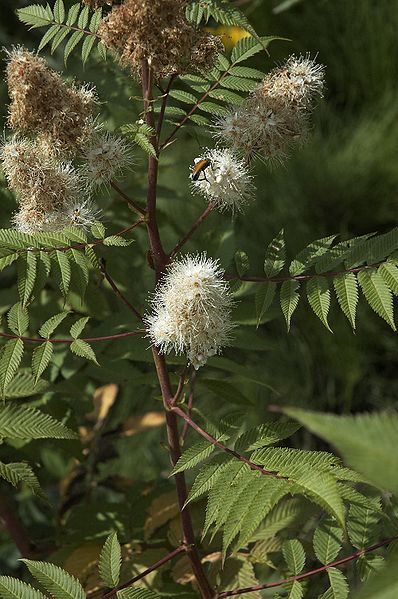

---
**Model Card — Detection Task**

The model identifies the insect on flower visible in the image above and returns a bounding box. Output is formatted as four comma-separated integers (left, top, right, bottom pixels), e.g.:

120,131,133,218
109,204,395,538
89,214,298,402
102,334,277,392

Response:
190,157,212,182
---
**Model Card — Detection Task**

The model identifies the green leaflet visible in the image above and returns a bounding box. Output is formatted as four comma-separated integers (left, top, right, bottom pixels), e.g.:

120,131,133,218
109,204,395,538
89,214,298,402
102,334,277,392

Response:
39,311,70,338
348,498,382,549
292,471,345,529
255,281,276,327
0,577,46,599
354,550,398,599
357,269,396,330
307,277,332,331
51,250,71,297
0,404,77,440
171,439,217,475
333,272,358,328
313,519,343,564
7,303,29,336
234,478,289,550
22,560,85,599
99,531,121,588
70,339,99,365
290,235,337,276
117,590,161,599
0,461,42,496
17,252,37,307
234,420,301,452
282,539,306,574
280,279,300,331
285,408,398,495
70,316,90,339
17,1,104,65
31,342,54,384
322,568,349,599
264,229,285,277
0,339,24,398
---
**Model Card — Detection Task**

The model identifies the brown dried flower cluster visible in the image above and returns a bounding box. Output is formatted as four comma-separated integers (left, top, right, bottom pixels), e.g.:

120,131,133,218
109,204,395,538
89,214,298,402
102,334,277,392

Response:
82,0,116,7
98,0,222,79
6,47,96,156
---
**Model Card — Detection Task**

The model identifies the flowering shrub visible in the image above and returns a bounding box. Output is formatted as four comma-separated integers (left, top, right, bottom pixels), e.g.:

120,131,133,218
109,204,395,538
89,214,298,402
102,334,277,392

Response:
0,1,397,598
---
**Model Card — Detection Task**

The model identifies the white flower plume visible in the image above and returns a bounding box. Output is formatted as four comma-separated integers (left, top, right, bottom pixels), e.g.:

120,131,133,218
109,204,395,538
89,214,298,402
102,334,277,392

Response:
214,54,324,162
146,253,234,369
190,147,254,212
82,131,133,186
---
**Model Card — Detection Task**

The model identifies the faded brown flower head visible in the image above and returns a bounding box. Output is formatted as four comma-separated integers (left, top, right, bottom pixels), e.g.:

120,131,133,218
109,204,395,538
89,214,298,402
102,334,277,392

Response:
6,47,96,156
83,0,116,7
1,137,87,233
98,0,222,79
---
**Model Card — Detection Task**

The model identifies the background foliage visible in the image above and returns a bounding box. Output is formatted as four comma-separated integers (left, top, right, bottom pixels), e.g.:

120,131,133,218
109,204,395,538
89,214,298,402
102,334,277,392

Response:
0,0,397,597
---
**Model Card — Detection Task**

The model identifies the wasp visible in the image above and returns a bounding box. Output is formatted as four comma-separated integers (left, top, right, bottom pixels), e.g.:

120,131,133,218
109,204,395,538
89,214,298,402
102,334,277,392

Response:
191,157,212,182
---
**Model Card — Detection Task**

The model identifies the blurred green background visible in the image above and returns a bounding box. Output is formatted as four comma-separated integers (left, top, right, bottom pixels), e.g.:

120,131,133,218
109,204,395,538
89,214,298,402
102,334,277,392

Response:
0,0,397,581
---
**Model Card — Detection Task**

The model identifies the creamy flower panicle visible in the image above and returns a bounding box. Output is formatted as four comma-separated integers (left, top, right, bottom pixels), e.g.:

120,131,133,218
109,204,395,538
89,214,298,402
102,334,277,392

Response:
146,254,234,369
191,148,254,213
215,54,325,162
83,131,133,186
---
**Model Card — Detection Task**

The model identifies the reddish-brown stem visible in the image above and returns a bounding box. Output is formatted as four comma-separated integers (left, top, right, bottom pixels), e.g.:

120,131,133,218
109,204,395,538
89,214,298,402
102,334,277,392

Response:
181,370,196,444
157,74,177,139
142,61,168,277
227,262,384,285
142,56,214,598
217,535,398,597
169,203,216,259
0,330,143,344
110,181,146,217
170,367,188,407
171,405,282,478
101,544,186,598
151,350,215,599
0,494,36,558
100,260,144,322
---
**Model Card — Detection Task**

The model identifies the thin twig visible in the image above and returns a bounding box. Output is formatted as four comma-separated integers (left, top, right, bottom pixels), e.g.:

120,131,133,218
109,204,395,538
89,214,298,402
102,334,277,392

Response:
0,494,36,558
100,260,144,322
0,330,144,344
227,262,384,285
170,366,188,407
181,370,196,444
110,181,146,216
101,545,187,598
171,405,282,478
217,535,398,597
169,203,216,259
157,74,177,140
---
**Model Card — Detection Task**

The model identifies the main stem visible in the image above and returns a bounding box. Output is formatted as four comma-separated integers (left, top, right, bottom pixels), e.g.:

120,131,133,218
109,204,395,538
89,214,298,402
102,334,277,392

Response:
142,60,214,599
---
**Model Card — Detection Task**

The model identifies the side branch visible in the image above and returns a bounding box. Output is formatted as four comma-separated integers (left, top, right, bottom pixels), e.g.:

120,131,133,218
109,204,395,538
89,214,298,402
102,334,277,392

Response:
110,181,146,217
217,535,398,597
171,405,282,478
169,203,215,259
0,330,143,344
101,544,186,599
227,262,385,285
100,260,144,322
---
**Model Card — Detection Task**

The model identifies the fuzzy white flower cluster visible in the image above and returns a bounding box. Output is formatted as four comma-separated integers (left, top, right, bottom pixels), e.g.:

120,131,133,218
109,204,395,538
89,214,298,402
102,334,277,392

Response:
215,54,325,162
82,131,133,186
190,148,254,213
146,254,234,369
